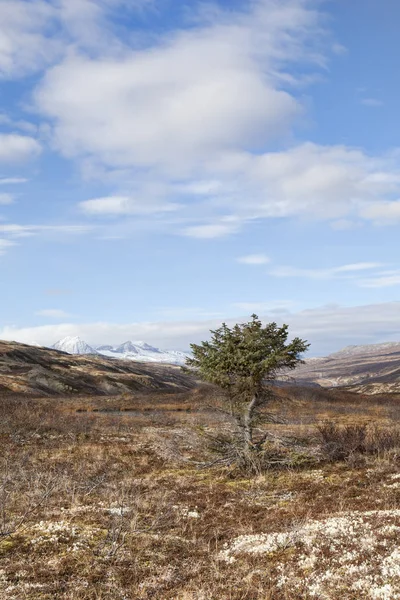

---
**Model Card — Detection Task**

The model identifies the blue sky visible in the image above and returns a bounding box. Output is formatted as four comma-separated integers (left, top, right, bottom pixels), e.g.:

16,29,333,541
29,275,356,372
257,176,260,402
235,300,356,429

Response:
1,0,400,355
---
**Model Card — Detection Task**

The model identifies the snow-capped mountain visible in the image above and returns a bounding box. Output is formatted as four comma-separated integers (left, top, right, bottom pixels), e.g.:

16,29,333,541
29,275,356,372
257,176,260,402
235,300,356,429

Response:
98,340,189,365
114,341,140,354
52,336,98,355
51,337,189,365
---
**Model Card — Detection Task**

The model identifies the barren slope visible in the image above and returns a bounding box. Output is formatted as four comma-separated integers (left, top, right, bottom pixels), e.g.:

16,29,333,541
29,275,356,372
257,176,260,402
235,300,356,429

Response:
0,340,196,396
291,342,400,393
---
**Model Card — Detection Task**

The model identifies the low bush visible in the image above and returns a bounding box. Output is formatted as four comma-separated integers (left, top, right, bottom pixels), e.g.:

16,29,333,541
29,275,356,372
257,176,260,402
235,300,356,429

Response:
318,421,400,461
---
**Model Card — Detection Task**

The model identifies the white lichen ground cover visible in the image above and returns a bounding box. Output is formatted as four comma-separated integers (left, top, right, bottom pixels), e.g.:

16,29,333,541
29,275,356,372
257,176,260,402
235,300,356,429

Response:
29,519,100,553
4,390,400,600
220,509,400,598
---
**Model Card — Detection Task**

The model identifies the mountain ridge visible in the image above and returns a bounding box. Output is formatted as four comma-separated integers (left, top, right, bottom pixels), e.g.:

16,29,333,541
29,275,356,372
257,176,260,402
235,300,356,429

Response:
52,336,189,366
292,341,400,393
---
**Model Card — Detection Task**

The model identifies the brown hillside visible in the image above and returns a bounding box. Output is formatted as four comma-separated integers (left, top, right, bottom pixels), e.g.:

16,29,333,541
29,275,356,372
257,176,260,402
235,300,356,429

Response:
0,340,196,396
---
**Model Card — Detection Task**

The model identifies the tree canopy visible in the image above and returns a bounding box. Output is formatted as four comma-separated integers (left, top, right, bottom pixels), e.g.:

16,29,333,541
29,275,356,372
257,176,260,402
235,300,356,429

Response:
186,315,309,454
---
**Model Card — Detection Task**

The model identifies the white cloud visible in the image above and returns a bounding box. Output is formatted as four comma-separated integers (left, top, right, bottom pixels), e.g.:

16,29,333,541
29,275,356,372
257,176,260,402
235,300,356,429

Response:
26,0,400,237
334,262,383,273
176,180,223,196
361,201,400,224
0,222,91,256
3,301,400,356
0,113,38,134
0,193,14,205
211,143,400,224
269,262,383,280
0,134,41,163
36,53,299,173
358,271,400,288
35,309,72,319
79,141,400,237
0,223,91,238
0,178,28,184
182,219,240,239
57,0,154,52
0,224,36,238
34,0,323,174
0,1,59,78
0,0,154,79
0,239,16,255
237,254,271,265
80,195,180,215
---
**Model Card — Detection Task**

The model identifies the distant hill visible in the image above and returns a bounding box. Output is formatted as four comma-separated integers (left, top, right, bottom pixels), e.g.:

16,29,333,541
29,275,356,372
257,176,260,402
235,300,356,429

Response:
52,337,189,366
4,338,400,397
0,340,196,397
291,342,400,393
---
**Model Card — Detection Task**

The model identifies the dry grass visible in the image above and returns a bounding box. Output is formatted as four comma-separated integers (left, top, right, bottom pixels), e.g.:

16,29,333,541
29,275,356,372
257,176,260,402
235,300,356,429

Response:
1,388,400,599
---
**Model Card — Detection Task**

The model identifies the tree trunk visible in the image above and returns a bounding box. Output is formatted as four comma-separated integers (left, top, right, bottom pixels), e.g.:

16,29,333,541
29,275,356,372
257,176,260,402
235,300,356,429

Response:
243,394,258,452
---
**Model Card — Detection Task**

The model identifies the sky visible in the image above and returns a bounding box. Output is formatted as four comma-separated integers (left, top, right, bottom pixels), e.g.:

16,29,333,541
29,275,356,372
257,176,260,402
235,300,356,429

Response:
1,0,400,356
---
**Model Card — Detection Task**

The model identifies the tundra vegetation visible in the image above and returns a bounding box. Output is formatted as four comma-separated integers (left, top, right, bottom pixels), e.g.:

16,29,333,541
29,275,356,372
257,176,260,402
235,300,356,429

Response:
2,342,400,597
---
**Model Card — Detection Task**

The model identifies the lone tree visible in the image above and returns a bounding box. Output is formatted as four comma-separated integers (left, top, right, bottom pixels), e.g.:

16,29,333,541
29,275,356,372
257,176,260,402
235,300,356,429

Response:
186,315,309,457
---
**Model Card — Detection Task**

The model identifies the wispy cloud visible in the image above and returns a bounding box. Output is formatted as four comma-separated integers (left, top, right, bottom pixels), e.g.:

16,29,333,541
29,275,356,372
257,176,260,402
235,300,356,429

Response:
3,301,400,356
0,223,92,257
237,254,271,265
0,178,28,185
80,196,180,216
267,261,400,290
0,239,16,255
0,224,91,238
0,0,155,79
182,219,240,239
358,271,400,288
269,262,383,280
0,193,14,205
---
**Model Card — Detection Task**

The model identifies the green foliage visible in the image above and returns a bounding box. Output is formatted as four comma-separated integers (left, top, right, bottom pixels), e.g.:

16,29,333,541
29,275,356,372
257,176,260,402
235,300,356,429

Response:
186,314,309,400
186,315,309,457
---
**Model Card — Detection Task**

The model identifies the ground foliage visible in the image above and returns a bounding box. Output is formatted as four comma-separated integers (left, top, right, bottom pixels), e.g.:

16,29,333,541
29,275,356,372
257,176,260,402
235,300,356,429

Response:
1,389,400,598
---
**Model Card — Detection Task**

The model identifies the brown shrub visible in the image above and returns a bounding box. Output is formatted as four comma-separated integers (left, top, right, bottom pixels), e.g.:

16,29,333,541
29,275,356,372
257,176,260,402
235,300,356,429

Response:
317,421,400,461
